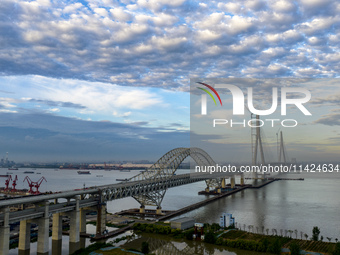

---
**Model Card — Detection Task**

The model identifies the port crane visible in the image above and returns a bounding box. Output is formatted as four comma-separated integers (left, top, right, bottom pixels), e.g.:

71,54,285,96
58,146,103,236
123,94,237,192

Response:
11,175,18,192
4,175,12,191
23,176,47,194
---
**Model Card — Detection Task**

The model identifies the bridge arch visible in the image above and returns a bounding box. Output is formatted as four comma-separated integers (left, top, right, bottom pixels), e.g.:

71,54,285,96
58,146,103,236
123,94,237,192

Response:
129,147,222,208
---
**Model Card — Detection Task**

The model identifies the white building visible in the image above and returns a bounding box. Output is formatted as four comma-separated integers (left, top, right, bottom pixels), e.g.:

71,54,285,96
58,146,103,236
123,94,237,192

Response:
219,213,235,228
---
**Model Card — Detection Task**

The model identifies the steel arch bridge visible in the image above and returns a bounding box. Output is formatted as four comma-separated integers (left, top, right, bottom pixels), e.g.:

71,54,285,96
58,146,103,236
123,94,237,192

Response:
128,147,222,208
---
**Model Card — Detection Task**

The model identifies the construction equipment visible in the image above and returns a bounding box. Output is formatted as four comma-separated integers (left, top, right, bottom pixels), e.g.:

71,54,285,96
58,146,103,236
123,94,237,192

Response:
11,175,18,192
4,175,12,191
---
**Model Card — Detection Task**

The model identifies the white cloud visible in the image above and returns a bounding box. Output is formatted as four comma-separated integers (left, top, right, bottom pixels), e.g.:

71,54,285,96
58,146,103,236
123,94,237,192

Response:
0,0,339,91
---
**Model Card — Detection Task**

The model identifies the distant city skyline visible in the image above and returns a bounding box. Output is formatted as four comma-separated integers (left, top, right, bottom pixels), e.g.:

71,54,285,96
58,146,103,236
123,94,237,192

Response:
1,0,340,162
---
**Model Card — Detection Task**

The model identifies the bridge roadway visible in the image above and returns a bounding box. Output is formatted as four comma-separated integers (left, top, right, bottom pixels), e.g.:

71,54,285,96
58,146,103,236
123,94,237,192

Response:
0,173,205,224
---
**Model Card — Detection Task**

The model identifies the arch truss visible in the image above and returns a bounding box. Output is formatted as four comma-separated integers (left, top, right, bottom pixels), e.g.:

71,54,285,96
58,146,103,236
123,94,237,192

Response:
128,147,222,208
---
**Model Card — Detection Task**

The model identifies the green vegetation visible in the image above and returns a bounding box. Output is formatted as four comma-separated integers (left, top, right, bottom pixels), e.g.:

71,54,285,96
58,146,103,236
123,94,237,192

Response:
132,222,340,254
289,241,300,255
204,231,216,244
312,226,321,241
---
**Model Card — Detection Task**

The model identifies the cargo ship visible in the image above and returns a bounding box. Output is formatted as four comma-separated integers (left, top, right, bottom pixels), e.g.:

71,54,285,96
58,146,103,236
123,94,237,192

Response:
77,171,91,175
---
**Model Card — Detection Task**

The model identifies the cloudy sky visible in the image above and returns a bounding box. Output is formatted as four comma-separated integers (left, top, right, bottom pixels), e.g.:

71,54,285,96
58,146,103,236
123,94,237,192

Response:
0,0,340,163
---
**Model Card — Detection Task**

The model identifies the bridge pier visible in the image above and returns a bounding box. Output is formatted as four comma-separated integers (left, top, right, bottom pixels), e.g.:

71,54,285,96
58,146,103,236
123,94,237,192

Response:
69,197,80,254
156,206,162,215
80,208,87,249
0,207,10,255
221,178,226,188
252,172,258,179
96,203,107,236
240,174,245,186
139,205,145,214
18,220,31,255
230,177,235,189
37,202,49,255
52,213,62,255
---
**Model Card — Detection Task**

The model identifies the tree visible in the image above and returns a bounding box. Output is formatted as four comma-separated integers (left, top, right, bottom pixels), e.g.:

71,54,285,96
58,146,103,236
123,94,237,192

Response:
204,231,216,244
288,230,293,238
336,238,338,243
268,238,281,254
304,233,309,240
290,241,300,255
321,236,324,241
312,226,321,241
295,230,298,239
141,242,149,254
327,237,332,242
211,223,220,231
266,228,269,235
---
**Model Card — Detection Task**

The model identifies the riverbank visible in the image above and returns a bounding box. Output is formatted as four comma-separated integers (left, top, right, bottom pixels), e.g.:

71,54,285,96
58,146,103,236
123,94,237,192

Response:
129,223,338,255
77,221,340,255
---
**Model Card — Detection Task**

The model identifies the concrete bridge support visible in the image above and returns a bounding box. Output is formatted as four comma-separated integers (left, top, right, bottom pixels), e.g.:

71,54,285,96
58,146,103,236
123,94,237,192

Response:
230,177,235,189
37,202,49,255
52,213,62,255
80,208,87,249
139,205,145,213
221,178,226,188
156,207,162,215
252,172,258,179
240,174,245,186
18,220,31,255
69,197,80,254
217,178,227,193
96,203,107,236
0,207,10,255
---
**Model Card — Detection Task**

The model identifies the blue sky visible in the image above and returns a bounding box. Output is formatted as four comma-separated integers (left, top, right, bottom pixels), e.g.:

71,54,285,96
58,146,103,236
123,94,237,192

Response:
0,0,340,162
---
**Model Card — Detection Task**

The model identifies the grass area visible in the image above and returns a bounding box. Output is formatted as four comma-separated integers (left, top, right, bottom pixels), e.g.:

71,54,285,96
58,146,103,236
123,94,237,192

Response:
220,230,336,254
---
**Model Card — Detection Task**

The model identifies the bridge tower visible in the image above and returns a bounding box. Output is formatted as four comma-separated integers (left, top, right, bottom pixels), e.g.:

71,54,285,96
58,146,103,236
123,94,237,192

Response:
251,114,265,179
279,131,287,163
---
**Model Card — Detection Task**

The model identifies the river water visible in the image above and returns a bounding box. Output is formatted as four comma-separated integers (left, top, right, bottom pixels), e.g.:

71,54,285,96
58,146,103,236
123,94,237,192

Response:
2,168,340,254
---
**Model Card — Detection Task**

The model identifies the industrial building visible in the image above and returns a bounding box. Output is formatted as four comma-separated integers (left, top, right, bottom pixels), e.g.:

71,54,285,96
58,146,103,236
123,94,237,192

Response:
170,217,195,230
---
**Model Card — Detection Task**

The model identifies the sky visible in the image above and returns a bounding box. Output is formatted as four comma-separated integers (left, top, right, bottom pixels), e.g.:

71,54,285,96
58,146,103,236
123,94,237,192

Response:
0,0,340,163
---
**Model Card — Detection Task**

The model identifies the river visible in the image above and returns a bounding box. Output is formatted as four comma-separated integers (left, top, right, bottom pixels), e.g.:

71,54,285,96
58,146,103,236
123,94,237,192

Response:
2,168,339,254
